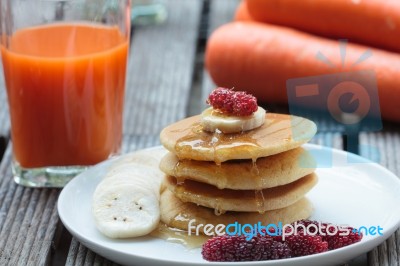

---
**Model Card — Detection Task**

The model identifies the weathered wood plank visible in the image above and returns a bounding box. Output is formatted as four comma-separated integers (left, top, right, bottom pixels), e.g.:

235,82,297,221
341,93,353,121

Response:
123,0,202,135
121,134,160,153
360,127,400,266
309,132,343,149
65,237,80,265
201,0,240,110
67,240,120,266
0,145,60,265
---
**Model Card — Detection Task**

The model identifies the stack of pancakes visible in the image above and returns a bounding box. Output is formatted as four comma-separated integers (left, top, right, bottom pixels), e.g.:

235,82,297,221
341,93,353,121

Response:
159,113,317,234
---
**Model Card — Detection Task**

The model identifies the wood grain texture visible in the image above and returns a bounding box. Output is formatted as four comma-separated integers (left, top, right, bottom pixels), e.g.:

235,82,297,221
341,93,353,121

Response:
201,0,240,110
121,134,160,153
67,239,121,266
360,127,400,266
123,0,202,135
0,145,60,265
310,132,343,149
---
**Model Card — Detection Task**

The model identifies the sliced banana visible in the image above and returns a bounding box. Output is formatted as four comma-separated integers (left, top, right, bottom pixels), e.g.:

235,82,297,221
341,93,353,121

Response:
95,175,155,199
99,165,161,196
105,163,162,184
201,106,266,133
92,149,166,239
92,184,160,238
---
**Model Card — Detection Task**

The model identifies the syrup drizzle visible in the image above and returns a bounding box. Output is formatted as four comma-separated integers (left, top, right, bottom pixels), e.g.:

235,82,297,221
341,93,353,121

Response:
173,160,181,177
172,213,190,223
150,223,209,249
254,190,266,214
174,122,261,164
173,160,186,185
215,163,227,189
174,184,187,199
175,176,186,185
170,114,311,215
214,198,226,216
171,114,310,164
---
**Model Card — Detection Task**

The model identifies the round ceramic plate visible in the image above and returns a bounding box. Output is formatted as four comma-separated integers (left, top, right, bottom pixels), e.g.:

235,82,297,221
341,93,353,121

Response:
58,144,400,266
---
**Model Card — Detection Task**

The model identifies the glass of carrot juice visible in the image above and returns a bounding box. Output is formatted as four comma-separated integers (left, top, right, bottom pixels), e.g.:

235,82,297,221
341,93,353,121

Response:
0,0,131,187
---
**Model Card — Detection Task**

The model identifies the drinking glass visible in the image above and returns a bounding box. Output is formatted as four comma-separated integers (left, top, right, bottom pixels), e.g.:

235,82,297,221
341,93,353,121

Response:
0,0,131,187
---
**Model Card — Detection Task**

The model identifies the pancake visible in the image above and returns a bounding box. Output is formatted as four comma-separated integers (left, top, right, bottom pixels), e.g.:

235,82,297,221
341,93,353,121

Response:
160,189,313,235
164,173,318,213
159,147,316,189
160,113,317,163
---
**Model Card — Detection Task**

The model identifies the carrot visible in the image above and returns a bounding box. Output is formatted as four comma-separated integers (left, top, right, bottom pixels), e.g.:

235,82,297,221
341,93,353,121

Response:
234,1,253,21
246,0,400,53
205,22,400,122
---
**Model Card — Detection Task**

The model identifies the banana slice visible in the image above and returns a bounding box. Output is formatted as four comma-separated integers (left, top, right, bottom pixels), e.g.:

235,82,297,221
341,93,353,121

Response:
92,184,159,238
96,173,156,197
92,149,166,239
94,166,164,201
201,106,266,133
103,164,162,194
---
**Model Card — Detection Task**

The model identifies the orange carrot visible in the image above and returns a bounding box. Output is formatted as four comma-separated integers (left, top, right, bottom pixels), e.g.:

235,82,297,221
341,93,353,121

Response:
246,0,400,53
205,22,400,122
234,1,253,21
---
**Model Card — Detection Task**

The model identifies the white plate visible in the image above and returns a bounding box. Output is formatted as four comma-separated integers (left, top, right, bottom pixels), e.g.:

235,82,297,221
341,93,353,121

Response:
58,144,400,266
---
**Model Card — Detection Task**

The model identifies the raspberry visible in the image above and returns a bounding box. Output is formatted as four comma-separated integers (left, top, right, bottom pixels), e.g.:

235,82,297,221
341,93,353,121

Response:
268,241,292,260
206,87,258,116
285,234,328,257
291,219,329,235
201,220,363,262
290,220,363,250
260,226,288,242
201,234,291,262
324,227,363,250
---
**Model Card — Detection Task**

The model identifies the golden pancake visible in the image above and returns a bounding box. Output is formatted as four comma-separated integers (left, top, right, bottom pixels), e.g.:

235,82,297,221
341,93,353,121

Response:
159,147,316,190
160,189,313,235
160,113,317,163
164,173,317,213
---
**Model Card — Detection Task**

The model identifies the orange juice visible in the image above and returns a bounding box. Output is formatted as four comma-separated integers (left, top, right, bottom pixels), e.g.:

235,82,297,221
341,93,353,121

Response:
1,24,129,168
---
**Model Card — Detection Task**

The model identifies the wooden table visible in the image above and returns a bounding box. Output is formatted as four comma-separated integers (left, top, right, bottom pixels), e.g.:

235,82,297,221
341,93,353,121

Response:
0,1,398,265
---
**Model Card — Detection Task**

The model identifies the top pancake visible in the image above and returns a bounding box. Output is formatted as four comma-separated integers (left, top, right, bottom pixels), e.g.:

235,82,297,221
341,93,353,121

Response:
160,113,317,162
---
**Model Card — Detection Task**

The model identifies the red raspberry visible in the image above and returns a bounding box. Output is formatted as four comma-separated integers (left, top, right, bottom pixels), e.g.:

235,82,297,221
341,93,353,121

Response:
201,234,291,262
290,220,329,235
268,241,292,260
324,226,363,250
285,234,328,257
260,226,288,242
291,220,363,250
201,220,363,262
206,87,258,116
